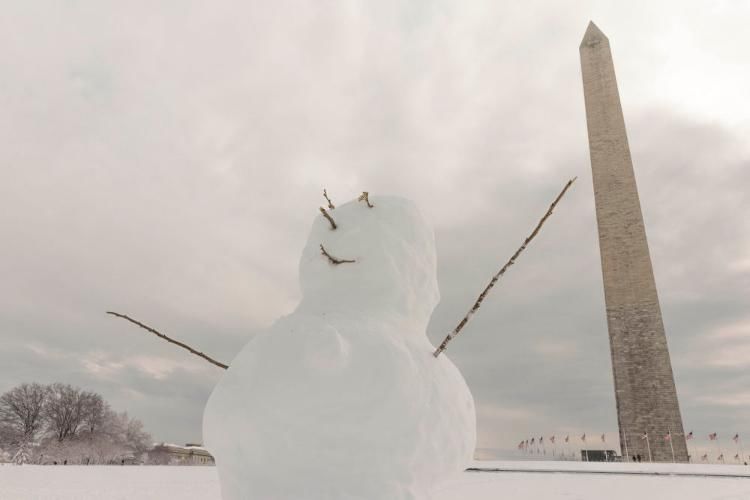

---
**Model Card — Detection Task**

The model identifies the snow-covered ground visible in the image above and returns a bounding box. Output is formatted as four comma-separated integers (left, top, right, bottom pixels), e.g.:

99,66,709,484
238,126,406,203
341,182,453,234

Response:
1,461,748,500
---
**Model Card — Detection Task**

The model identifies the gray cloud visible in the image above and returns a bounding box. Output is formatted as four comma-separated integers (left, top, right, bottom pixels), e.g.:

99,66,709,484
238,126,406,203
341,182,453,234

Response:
1,1,748,455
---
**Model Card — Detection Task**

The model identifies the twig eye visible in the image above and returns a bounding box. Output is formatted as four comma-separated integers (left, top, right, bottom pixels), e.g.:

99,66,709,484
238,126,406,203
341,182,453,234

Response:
323,189,335,209
358,192,374,208
319,207,337,229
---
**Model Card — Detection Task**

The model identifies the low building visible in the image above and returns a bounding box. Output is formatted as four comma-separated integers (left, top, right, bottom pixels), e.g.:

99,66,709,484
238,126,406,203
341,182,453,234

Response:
580,449,619,462
147,443,215,465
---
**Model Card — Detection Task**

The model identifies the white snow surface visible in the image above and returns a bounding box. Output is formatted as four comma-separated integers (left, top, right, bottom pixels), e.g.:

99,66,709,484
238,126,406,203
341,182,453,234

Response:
2,462,749,500
203,196,477,500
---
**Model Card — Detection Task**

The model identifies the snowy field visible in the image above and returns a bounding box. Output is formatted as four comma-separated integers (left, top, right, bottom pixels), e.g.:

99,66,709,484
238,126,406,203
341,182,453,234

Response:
1,461,749,500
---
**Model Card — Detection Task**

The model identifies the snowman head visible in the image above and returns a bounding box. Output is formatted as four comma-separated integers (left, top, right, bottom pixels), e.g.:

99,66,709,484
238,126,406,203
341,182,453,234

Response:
297,195,439,327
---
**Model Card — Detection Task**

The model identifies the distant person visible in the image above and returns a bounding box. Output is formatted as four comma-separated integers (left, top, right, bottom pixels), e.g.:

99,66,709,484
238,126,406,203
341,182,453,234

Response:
63,459,67,465
121,459,125,465
632,455,637,462
636,454,642,462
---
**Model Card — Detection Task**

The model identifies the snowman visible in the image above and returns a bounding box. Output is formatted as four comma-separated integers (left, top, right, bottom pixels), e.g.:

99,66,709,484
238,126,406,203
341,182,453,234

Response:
203,194,476,499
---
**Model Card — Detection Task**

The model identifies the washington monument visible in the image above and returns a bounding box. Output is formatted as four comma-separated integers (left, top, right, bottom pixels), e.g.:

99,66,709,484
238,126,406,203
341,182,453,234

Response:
579,21,688,462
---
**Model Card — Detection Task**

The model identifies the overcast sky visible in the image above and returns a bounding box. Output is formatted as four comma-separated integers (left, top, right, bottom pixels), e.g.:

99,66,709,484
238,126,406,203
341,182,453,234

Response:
1,1,748,458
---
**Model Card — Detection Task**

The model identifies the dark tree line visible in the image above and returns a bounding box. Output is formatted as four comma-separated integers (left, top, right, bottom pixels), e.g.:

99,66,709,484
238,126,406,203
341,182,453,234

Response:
0,382,151,464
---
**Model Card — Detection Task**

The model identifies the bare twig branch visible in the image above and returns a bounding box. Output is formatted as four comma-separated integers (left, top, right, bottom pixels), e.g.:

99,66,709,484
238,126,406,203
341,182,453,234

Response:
433,177,577,358
105,311,229,369
319,207,337,229
323,189,335,209
358,191,374,208
320,244,356,265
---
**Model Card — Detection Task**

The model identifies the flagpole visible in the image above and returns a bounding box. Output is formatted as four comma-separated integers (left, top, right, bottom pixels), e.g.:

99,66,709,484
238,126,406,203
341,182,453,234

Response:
717,437,723,464
737,435,745,464
623,430,630,463
668,428,675,463
740,436,745,464
582,434,588,462
645,434,652,463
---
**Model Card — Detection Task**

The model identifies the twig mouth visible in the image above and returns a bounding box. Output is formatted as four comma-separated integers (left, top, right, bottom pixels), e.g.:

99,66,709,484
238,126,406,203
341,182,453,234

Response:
320,244,356,265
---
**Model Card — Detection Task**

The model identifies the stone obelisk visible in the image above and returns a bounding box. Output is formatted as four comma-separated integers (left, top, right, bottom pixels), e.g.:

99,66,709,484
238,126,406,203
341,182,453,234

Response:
579,21,688,463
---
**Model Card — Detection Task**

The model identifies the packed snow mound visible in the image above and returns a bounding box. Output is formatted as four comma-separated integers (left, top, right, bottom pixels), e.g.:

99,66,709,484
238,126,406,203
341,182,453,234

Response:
203,195,476,500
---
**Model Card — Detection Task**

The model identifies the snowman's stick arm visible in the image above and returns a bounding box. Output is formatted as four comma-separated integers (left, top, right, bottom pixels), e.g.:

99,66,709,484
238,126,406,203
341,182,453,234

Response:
433,177,577,358
106,311,229,369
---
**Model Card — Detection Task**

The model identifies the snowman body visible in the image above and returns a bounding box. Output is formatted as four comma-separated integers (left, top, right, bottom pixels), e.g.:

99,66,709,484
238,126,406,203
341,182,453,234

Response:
203,196,476,499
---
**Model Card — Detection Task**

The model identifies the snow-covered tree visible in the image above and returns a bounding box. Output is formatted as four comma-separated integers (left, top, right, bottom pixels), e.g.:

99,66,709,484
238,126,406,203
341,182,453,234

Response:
38,407,152,464
125,414,151,455
12,440,30,465
1,382,152,465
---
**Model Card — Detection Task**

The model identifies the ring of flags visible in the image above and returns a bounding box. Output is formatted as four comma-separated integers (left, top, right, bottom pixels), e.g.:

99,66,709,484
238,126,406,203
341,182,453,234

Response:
516,431,745,464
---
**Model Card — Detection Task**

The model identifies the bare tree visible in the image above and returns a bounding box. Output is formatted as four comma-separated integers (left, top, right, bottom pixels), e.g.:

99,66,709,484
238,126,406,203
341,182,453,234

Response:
0,383,48,444
81,393,107,433
37,404,152,465
0,382,154,465
44,383,88,442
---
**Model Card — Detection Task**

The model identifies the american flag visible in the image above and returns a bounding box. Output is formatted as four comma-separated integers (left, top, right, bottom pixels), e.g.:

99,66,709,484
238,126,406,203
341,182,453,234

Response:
580,433,586,442
601,433,606,443
735,454,741,461
718,454,724,461
701,453,708,462
565,435,569,443
664,432,672,442
733,433,740,443
530,437,535,445
518,440,525,450
709,432,718,441
550,435,556,444
539,436,544,445
641,432,648,440
686,431,693,440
